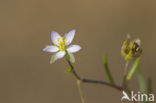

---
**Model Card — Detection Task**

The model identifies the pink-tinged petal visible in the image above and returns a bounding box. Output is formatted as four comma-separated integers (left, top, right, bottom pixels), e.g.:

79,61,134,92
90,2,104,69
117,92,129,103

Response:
43,45,59,52
64,29,76,45
55,51,66,59
51,31,62,45
67,45,82,53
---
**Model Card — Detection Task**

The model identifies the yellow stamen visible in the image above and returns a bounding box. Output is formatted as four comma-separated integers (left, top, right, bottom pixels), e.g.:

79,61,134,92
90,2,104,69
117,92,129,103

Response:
65,42,68,45
64,37,67,42
61,37,63,40
57,37,67,51
57,38,60,42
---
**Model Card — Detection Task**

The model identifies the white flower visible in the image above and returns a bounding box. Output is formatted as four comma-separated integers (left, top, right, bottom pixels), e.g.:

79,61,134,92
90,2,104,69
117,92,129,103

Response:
43,29,82,64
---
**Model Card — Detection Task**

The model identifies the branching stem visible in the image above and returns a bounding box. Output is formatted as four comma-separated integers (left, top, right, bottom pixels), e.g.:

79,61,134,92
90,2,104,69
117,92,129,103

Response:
66,59,123,91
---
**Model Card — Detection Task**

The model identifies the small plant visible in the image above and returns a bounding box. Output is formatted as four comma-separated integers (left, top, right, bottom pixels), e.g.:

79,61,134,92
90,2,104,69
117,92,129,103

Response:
43,30,153,103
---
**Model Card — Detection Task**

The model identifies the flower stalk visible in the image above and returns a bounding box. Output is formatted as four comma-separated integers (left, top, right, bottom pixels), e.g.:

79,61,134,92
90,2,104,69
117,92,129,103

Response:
122,60,129,88
126,58,140,84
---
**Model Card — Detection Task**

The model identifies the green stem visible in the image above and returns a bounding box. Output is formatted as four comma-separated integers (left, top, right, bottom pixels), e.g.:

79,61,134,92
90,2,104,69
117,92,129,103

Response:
147,77,152,95
137,67,146,103
122,60,129,88
147,78,152,103
126,58,140,84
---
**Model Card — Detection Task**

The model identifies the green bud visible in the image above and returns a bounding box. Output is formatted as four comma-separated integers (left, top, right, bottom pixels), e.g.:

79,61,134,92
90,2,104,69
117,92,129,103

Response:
65,68,73,73
121,35,142,61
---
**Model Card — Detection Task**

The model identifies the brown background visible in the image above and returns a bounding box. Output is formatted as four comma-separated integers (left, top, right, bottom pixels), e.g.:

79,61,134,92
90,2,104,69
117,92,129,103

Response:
0,0,155,103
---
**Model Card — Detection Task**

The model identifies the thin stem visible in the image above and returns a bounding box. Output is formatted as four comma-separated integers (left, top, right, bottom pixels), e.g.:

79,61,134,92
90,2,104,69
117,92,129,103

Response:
81,78,123,91
66,59,81,80
126,58,140,84
66,59,123,91
122,60,129,88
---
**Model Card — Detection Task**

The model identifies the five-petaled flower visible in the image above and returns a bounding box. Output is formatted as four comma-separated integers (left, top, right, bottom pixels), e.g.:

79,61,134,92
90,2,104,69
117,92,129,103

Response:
43,29,82,64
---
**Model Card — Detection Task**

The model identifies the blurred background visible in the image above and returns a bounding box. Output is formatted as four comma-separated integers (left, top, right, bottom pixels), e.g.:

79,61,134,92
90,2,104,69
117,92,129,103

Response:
0,0,155,103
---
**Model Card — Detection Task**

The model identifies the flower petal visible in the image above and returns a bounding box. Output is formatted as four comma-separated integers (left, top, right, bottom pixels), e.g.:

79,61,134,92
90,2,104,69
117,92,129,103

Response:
134,38,141,46
55,51,66,59
67,45,82,53
64,29,76,45
50,55,57,64
43,45,59,52
51,31,62,45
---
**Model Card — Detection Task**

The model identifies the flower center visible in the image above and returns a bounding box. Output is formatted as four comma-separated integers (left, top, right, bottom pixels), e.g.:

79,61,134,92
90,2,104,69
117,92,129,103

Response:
57,37,68,51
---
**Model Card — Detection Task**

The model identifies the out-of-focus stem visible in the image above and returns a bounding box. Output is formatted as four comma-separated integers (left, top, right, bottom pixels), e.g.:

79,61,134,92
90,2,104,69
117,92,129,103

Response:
122,60,129,88
77,80,85,103
147,77,152,94
126,58,140,84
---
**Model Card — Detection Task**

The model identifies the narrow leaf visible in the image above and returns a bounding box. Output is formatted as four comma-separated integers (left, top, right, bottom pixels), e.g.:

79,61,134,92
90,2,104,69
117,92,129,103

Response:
126,57,140,83
103,54,115,84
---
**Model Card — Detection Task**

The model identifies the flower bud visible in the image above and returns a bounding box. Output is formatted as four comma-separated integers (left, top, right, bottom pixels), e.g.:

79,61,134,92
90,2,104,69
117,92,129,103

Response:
121,35,142,60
